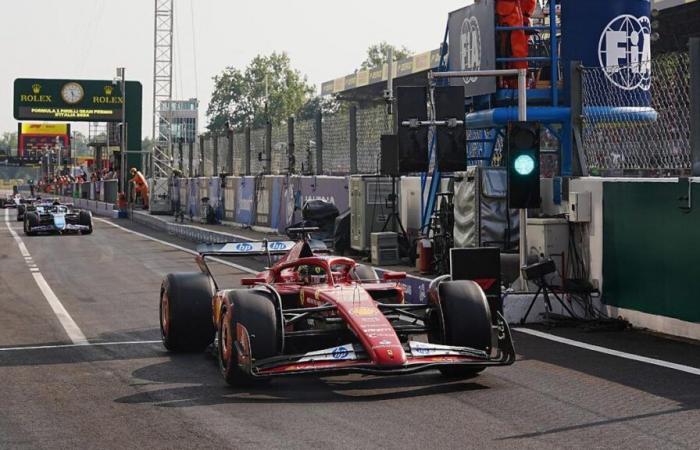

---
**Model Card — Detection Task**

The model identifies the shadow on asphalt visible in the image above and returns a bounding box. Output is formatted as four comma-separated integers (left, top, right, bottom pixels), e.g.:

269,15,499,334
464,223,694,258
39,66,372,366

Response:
496,406,695,441
114,355,489,406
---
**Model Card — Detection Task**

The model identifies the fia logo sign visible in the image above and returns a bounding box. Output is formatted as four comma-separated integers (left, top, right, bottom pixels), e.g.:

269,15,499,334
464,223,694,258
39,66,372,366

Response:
598,15,651,91
460,16,481,84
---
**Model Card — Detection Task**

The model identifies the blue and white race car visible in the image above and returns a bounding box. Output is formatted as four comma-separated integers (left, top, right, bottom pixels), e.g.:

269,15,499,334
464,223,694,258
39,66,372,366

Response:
23,202,93,236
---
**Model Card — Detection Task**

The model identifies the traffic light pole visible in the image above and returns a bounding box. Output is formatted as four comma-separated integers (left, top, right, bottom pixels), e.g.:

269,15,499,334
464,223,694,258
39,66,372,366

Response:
516,69,528,290
431,68,529,289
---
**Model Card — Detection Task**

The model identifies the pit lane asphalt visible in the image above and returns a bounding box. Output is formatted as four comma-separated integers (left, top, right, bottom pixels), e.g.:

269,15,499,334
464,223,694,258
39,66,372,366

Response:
0,215,699,449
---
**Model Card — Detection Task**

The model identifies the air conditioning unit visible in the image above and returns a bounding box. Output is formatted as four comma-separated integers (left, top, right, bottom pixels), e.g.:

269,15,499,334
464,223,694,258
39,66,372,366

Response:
350,175,395,251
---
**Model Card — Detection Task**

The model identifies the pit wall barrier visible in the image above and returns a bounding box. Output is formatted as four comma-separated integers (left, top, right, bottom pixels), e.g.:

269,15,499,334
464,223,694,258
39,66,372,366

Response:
160,175,351,233
569,177,700,341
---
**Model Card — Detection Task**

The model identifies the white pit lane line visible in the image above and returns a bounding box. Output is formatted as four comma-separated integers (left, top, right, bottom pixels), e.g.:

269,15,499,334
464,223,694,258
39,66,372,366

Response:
514,328,700,376
0,340,162,352
94,218,257,274
4,209,88,345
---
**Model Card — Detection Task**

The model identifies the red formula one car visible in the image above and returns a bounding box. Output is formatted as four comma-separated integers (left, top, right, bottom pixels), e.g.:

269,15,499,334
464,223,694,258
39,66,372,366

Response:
159,231,515,385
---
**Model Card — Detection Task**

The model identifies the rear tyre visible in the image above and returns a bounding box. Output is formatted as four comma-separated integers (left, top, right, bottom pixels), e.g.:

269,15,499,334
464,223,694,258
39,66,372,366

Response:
78,210,93,235
159,272,215,352
24,212,39,236
218,289,278,386
432,280,492,379
16,205,25,221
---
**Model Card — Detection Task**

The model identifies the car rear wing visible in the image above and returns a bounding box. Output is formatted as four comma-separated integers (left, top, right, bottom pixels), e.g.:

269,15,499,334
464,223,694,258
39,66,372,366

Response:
197,240,296,258
196,240,297,282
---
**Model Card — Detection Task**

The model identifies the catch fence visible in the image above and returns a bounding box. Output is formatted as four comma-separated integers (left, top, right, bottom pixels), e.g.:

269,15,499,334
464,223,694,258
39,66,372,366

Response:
173,104,391,178
580,51,691,176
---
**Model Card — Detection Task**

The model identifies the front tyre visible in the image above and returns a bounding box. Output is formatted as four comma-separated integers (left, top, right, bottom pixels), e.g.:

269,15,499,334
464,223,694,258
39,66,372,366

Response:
432,280,492,379
160,272,215,352
79,210,93,235
24,212,39,236
218,289,278,386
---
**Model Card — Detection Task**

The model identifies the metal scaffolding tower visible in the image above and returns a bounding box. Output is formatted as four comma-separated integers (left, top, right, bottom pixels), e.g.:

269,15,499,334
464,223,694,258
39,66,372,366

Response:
151,0,174,179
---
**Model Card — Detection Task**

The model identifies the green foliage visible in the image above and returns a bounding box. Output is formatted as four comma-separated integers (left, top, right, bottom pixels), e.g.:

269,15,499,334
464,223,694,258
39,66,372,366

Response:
207,52,315,132
360,41,412,71
0,132,17,151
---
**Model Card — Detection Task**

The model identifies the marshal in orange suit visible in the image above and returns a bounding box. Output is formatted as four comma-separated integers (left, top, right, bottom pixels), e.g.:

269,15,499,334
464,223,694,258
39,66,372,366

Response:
128,167,149,209
496,0,537,71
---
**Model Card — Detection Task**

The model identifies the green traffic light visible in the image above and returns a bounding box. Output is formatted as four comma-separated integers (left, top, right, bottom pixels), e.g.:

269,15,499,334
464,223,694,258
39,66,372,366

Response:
513,154,535,176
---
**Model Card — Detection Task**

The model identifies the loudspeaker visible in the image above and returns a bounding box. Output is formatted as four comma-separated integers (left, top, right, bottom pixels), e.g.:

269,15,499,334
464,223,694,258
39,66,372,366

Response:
380,134,399,177
434,86,466,172
396,86,429,173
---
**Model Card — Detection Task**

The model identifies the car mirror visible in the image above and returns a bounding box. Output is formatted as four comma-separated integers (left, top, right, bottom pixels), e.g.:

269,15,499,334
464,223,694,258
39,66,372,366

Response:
382,271,406,281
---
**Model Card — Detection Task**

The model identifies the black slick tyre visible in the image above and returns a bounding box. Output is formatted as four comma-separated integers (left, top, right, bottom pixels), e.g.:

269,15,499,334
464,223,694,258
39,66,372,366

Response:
433,280,492,378
159,272,215,352
218,289,278,386
78,210,93,234
24,212,39,236
17,205,25,221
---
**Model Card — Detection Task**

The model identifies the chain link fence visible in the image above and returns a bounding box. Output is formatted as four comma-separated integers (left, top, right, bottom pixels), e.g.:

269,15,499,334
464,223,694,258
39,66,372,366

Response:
581,51,691,175
189,104,392,177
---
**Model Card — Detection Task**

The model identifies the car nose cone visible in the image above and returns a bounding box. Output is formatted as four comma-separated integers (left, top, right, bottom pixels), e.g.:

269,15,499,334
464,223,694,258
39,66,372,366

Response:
53,214,66,230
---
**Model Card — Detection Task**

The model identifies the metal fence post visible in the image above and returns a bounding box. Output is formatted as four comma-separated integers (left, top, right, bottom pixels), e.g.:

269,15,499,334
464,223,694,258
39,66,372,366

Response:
244,126,251,176
227,130,234,175
691,38,700,176
265,121,272,174
199,135,205,177
212,135,219,176
178,140,183,171
349,105,358,174
570,61,589,177
315,111,323,175
188,141,194,177
288,117,295,174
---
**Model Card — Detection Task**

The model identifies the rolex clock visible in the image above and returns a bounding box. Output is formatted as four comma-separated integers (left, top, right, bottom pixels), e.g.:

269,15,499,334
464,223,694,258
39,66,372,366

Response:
61,82,84,104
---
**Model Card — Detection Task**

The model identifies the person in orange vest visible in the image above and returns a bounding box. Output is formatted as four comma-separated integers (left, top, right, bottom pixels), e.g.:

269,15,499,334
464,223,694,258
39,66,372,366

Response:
497,0,537,87
128,167,149,209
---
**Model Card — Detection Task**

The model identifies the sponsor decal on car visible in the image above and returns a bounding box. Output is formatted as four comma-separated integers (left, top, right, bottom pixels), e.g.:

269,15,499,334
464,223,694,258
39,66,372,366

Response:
235,242,254,252
298,344,357,362
332,346,349,359
350,306,376,317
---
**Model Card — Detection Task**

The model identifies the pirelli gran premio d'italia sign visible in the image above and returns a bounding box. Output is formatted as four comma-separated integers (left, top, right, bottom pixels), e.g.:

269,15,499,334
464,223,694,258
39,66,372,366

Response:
13,78,139,122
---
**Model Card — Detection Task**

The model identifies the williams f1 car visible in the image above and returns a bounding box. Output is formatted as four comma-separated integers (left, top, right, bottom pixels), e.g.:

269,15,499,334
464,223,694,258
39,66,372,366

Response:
23,202,93,235
159,231,515,385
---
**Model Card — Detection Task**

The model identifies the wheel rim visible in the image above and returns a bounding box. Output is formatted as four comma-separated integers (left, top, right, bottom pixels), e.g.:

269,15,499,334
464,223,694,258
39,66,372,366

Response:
219,309,232,370
160,292,170,337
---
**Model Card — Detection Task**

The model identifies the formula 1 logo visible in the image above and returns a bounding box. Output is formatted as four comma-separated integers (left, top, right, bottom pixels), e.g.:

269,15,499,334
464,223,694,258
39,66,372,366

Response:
598,14,651,91
235,242,253,252
460,16,481,84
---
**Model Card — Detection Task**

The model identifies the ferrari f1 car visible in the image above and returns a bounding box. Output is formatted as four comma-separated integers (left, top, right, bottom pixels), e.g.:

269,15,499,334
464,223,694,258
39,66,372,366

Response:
159,231,515,385
23,201,93,235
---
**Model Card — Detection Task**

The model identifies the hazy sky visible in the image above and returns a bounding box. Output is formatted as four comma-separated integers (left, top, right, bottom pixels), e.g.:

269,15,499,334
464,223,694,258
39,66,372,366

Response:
1,0,471,137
